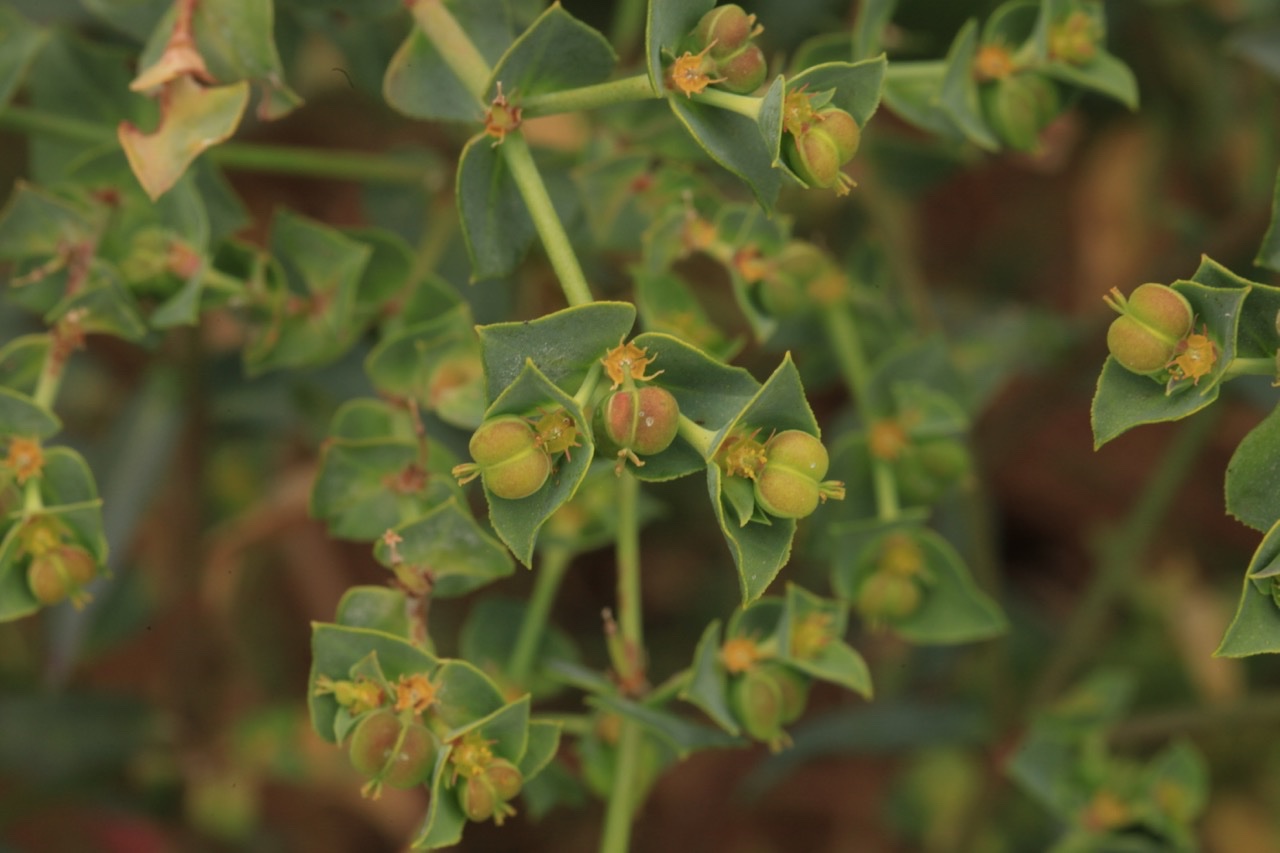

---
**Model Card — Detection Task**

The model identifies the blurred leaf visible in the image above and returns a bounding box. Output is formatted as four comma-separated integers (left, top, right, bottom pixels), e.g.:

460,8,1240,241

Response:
518,719,563,781
937,21,999,150
383,0,513,122
778,584,872,697
137,0,301,119
118,77,250,201
417,747,467,850
1189,257,1280,362
478,301,635,401
457,596,582,696
1091,281,1245,448
0,6,46,108
334,585,411,638
852,0,896,60
1216,517,1280,657
0,692,159,784
0,386,61,438
373,498,515,598
591,694,740,758
0,335,49,395
478,360,595,566
47,261,149,342
345,227,414,322
444,694,530,767
0,181,96,260
634,268,741,361
668,95,786,212
679,620,739,734
486,3,616,99
1225,404,1280,533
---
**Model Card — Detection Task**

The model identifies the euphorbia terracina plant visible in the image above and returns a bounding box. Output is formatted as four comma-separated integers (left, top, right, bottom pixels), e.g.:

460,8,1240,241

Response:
3,0,1280,849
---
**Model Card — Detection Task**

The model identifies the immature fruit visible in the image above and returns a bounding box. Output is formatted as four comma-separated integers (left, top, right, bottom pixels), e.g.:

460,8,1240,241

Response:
348,710,436,789
26,544,96,606
896,439,970,505
600,385,680,457
816,107,861,162
1104,283,1195,375
456,760,522,825
856,570,922,623
753,430,832,519
730,665,786,744
981,72,1061,151
758,661,810,724
693,4,758,58
760,241,826,316
716,43,767,94
784,128,843,189
454,415,552,500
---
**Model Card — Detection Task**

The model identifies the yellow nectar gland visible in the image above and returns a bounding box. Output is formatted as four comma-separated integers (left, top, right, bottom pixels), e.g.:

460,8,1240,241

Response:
733,245,770,283
449,731,495,782
393,672,437,715
681,212,719,256
782,86,817,136
720,635,763,674
719,431,767,480
1166,327,1217,385
602,340,663,389
790,612,834,660
973,43,1016,82
868,419,909,461
879,533,925,577
667,44,725,97
484,82,523,145
4,437,44,484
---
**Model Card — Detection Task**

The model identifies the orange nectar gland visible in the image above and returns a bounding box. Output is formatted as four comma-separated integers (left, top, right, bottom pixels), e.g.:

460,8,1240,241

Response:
973,43,1016,82
721,635,764,674
4,437,44,484
601,339,663,389
667,44,725,97
484,82,522,145
1049,12,1099,65
531,408,582,461
868,419,909,461
393,672,437,715
1166,326,1218,386
718,430,768,480
878,533,925,577
449,731,496,783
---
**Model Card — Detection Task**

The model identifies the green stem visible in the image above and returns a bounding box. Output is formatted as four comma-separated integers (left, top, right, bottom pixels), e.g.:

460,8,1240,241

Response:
500,132,594,306
202,267,245,296
882,60,948,83
615,470,643,683
0,105,437,185
645,668,689,706
1224,357,1276,379
821,304,900,520
507,545,572,685
600,718,643,853
690,87,763,120
1108,691,1280,745
408,0,491,102
573,363,604,411
608,0,648,58
677,415,719,459
522,74,658,117
1030,409,1221,706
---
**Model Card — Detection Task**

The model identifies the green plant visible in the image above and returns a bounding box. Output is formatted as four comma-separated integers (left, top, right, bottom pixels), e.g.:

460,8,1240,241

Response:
4,0,1280,850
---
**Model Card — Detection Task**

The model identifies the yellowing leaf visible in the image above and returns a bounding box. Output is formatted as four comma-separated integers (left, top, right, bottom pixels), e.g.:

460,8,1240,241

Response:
118,76,249,200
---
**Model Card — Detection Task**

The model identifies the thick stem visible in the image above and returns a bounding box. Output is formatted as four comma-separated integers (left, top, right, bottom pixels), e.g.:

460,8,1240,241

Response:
677,415,719,459
408,0,491,103
600,718,643,853
507,545,572,685
821,304,900,520
614,470,644,684
691,87,763,120
500,132,595,306
522,74,658,117
1223,357,1276,379
1030,409,1221,705
608,0,648,59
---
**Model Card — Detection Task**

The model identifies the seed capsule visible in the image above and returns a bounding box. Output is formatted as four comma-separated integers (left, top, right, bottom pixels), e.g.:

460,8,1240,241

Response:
348,710,436,791
452,415,552,500
753,430,843,519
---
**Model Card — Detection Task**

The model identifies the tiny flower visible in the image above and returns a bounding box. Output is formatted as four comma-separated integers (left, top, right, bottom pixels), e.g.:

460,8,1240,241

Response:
667,45,725,97
601,339,663,389
4,437,44,485
721,635,764,673
393,672,437,715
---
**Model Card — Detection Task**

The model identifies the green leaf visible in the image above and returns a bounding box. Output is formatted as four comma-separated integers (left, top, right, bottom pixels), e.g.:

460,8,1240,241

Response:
416,749,467,850
518,719,562,781
0,6,46,108
678,620,740,734
478,301,635,401
0,182,96,261
119,78,250,201
668,95,785,212
708,464,797,604
1091,281,1246,448
487,3,616,99
1190,256,1280,362
444,695,531,768
383,0,514,122
880,63,963,142
0,335,50,396
852,0,898,60
432,658,509,728
936,21,999,150
373,498,515,598
1225,404,1280,533
1257,168,1280,273
1216,518,1280,657
457,596,582,697
645,0,715,93
307,623,438,743
334,585,411,638
0,387,61,439
712,203,789,342
244,210,372,374
590,694,740,758
755,75,786,168
345,227,414,322
633,268,741,362
786,56,888,136
137,0,301,119
833,524,1006,644
777,584,872,698
478,361,595,565
47,261,149,342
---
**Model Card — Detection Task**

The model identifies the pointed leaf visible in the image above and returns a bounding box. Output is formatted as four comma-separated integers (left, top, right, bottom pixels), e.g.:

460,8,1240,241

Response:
478,361,594,565
373,498,515,598
1257,168,1280,273
431,658,508,728
852,0,898,60
1091,281,1246,448
1225,404,1280,533
444,695,531,769
118,77,249,200
708,463,797,604
0,335,50,396
334,585,411,638
777,585,872,697
46,261,149,342
679,620,740,734
936,21,999,150
590,694,740,758
456,133,529,280
518,719,562,781
487,3,616,100
1216,517,1280,657
478,301,635,400
668,96,785,212
0,387,61,439
786,56,888,135
1190,256,1280,361
0,7,46,108
0,181,95,260
415,751,467,849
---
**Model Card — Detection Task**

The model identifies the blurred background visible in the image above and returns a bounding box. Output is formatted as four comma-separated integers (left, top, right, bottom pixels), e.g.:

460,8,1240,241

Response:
2,0,1280,850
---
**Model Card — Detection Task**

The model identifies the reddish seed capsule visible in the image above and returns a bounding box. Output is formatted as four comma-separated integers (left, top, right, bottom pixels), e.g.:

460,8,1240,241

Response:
598,385,680,473
348,710,436,790
26,544,96,607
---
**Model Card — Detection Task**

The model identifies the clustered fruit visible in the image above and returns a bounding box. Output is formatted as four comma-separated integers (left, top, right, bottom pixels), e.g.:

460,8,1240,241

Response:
781,87,862,194
17,515,98,609
972,42,1062,152
855,532,928,627
1103,283,1218,389
719,634,811,750
669,4,768,97
719,428,846,519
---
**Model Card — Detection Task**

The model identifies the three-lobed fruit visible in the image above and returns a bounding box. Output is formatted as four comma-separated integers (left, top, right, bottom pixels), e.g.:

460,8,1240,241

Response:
458,415,551,500
348,710,436,789
693,4,757,57
783,107,861,190
753,430,831,519
981,72,1061,151
729,662,808,746
598,385,680,458
856,570,922,623
26,544,96,606
1104,283,1194,375
456,759,523,824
